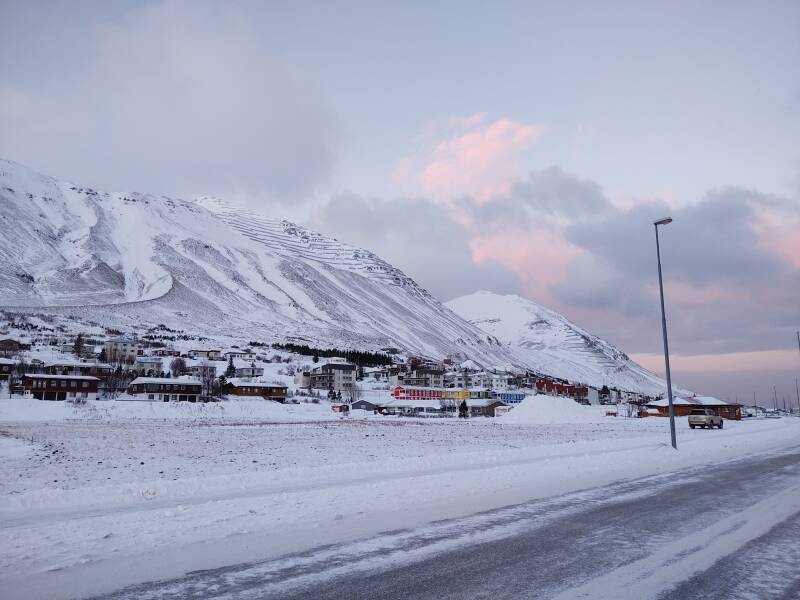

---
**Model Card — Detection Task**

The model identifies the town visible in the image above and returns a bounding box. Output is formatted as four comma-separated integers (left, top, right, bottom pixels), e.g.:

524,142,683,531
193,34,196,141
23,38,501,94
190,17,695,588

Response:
0,330,749,420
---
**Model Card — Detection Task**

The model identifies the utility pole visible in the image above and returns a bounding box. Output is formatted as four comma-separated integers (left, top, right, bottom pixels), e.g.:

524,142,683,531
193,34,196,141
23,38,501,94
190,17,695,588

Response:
795,378,799,415
653,217,676,449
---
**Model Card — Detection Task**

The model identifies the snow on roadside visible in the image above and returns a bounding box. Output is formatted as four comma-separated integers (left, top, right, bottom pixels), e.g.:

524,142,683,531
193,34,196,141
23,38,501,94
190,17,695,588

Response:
2,396,800,600
499,394,609,424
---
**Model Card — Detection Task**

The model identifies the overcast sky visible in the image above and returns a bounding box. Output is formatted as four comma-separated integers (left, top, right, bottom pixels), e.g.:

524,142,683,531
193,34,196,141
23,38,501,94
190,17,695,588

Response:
1,0,798,402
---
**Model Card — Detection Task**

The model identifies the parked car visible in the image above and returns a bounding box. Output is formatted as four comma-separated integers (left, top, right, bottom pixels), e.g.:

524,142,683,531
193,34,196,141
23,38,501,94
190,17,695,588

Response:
688,408,723,429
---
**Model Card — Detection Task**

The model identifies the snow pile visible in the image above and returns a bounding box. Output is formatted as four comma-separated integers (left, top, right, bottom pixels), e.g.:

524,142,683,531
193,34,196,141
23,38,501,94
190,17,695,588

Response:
499,394,607,424
0,397,337,423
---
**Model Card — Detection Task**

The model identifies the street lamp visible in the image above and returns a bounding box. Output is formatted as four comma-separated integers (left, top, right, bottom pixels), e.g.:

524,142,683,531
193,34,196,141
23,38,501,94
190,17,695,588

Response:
654,217,677,449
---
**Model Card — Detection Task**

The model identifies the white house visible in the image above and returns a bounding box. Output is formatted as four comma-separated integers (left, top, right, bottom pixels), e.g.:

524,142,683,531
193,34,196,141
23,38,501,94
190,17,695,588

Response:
104,337,140,363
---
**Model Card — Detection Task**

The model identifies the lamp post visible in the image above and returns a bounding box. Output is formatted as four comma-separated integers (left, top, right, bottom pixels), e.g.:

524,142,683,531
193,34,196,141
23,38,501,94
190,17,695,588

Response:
654,217,677,449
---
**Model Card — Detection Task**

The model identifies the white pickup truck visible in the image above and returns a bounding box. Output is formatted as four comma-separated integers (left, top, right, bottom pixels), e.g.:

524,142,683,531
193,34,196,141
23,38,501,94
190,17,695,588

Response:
688,408,723,429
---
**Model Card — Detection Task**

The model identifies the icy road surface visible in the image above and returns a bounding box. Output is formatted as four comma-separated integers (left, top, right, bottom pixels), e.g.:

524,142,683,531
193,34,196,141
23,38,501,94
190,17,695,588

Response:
93,446,800,600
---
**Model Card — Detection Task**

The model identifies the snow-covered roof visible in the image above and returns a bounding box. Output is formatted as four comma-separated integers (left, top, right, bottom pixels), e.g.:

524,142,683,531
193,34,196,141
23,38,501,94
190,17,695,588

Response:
647,395,729,407
0,358,15,365
106,337,138,344
129,377,202,385
23,374,100,381
226,380,287,388
44,359,112,368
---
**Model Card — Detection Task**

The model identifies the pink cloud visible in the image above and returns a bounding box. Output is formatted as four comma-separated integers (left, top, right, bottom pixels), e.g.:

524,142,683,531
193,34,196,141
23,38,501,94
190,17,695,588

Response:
470,228,582,302
397,116,543,202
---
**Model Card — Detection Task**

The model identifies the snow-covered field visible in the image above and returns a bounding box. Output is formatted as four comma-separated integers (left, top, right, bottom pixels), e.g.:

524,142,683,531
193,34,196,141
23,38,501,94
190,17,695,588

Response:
2,396,799,600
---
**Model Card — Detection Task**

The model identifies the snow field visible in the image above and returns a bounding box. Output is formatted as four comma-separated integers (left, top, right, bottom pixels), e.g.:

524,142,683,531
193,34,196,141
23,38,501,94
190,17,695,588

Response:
1,396,799,600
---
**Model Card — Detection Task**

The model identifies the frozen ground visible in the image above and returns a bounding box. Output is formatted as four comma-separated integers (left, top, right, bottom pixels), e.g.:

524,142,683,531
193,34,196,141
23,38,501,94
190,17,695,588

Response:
1,396,799,599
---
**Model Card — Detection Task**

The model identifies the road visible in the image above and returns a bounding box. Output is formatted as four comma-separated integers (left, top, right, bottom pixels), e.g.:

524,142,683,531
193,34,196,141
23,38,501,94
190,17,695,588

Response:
94,447,800,600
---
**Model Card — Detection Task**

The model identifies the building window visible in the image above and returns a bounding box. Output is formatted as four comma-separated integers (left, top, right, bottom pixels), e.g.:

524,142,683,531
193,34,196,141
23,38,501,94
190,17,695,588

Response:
148,394,154,400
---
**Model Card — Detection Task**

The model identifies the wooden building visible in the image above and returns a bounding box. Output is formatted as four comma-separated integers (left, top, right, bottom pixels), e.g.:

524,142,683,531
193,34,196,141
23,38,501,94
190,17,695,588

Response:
127,377,202,402
646,395,742,420
23,374,99,401
224,381,288,402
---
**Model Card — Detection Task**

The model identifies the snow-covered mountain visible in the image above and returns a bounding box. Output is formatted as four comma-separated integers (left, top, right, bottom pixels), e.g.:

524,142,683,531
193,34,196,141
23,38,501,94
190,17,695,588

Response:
447,291,668,395
0,159,669,394
0,159,506,361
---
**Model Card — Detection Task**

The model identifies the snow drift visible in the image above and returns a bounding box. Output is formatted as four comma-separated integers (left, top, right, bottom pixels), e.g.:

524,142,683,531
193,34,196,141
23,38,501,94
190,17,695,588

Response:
498,395,607,424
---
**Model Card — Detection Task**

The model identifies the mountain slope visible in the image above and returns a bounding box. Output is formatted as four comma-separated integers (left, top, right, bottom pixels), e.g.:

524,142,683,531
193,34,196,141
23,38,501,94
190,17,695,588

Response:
0,159,507,362
447,291,668,395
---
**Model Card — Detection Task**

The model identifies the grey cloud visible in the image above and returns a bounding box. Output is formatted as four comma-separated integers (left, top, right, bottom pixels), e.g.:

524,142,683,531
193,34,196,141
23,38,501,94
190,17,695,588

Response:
563,188,787,286
552,187,799,355
509,166,612,217
0,1,336,202
310,193,522,301
459,166,614,233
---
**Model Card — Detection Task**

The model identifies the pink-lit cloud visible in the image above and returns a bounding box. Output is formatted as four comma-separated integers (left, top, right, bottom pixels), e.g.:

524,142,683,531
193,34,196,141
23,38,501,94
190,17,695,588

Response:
470,228,582,302
395,115,543,202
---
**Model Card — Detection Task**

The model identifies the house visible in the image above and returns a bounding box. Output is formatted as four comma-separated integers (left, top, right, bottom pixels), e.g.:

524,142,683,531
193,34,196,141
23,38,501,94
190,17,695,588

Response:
389,368,445,388
571,385,600,405
127,377,203,402
135,357,164,375
189,363,218,380
466,398,508,417
495,391,527,404
188,349,222,360
224,381,287,402
0,339,31,355
41,360,113,379
445,370,474,389
224,350,252,359
646,395,742,420
152,348,181,357
104,337,140,363
233,361,263,379
350,398,383,412
23,374,99,401
310,363,356,391
490,373,513,391
0,358,14,381
381,398,446,417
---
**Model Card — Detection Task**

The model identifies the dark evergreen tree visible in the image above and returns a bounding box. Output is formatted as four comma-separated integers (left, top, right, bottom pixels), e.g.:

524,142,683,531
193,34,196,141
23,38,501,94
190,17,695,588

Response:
225,356,236,377
72,333,85,356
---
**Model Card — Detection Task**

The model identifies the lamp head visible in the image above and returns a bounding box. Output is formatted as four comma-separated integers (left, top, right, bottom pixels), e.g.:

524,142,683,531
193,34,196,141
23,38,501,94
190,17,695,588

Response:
654,217,673,226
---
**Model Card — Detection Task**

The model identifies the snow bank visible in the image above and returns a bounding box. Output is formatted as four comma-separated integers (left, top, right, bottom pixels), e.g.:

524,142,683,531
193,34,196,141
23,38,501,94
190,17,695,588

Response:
499,394,607,424
0,397,337,423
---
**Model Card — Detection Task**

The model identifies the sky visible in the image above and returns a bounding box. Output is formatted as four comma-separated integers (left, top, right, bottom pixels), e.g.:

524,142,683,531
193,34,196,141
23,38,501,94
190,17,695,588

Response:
1,0,798,403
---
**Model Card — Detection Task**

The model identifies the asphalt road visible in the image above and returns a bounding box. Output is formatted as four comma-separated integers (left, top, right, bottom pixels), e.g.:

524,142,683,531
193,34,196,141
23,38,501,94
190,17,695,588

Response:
95,447,800,600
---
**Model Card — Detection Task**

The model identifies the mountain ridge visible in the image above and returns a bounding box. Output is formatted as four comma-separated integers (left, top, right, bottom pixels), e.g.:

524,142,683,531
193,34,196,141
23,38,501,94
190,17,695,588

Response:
446,291,668,395
1,159,668,394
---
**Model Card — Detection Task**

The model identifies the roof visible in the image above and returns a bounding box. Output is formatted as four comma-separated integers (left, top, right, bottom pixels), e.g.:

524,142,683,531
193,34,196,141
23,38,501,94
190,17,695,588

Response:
318,363,356,371
24,374,100,381
106,337,138,344
136,357,163,363
44,360,113,368
0,358,15,365
129,377,202,386
226,380,287,388
647,395,731,407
